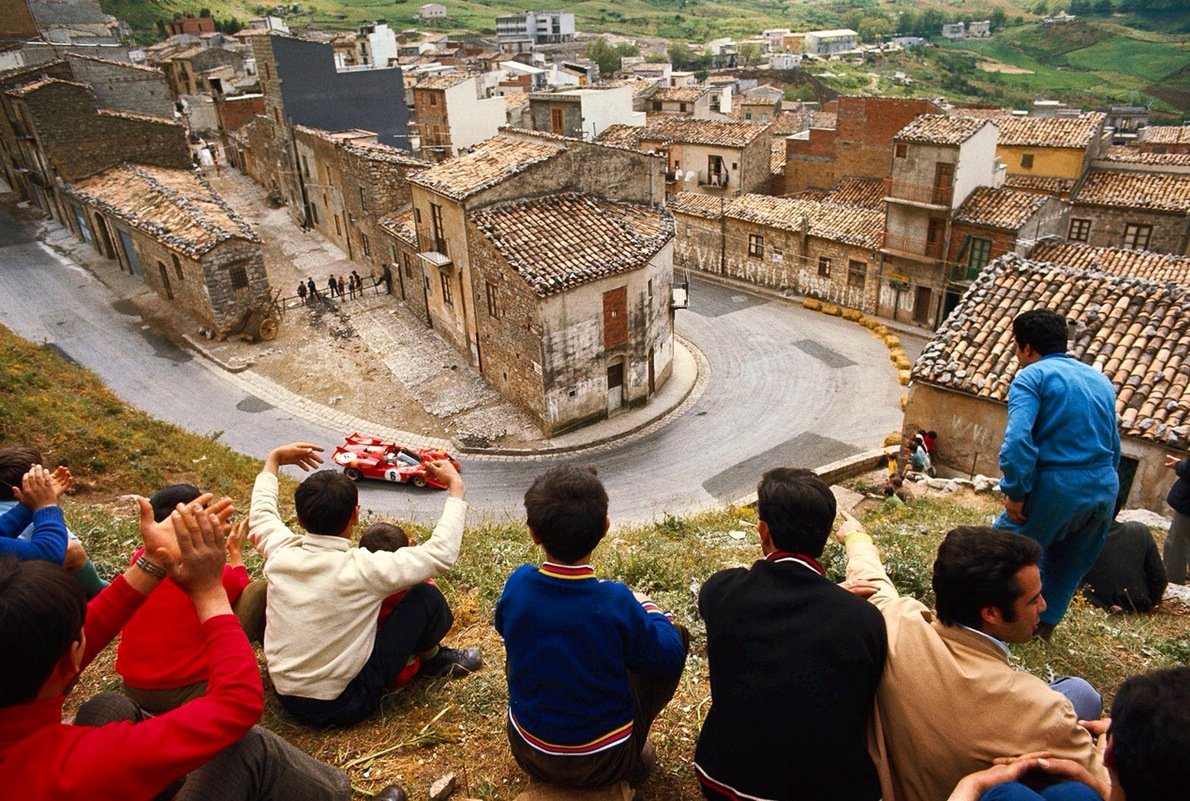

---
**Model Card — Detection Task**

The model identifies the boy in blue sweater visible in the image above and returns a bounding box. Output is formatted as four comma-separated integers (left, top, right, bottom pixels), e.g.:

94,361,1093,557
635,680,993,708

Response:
495,465,688,789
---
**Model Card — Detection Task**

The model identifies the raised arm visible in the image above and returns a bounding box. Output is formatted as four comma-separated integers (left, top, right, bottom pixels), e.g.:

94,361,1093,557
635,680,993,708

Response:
0,466,68,564
837,511,901,611
249,443,323,556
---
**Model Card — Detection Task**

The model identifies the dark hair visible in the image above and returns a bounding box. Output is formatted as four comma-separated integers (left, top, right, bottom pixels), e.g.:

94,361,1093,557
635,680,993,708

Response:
524,464,608,563
294,470,358,536
757,467,836,557
0,556,87,706
0,446,42,502
1109,667,1190,801
149,483,202,523
1012,309,1068,356
360,522,409,552
932,527,1042,628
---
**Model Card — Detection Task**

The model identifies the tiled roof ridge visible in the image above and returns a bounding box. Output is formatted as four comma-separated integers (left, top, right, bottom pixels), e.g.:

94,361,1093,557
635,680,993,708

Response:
470,192,672,297
128,163,258,248
96,107,178,125
66,53,163,72
7,76,90,96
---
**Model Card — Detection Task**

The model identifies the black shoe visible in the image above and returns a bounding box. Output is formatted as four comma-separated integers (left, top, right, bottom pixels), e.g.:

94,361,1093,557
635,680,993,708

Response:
375,785,408,801
420,646,482,678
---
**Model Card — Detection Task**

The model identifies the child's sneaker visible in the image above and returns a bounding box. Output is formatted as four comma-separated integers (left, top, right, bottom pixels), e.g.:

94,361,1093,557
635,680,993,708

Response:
420,646,483,677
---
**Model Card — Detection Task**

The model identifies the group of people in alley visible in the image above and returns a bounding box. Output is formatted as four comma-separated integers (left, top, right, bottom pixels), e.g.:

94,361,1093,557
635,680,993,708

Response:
1,308,1186,801
296,266,394,306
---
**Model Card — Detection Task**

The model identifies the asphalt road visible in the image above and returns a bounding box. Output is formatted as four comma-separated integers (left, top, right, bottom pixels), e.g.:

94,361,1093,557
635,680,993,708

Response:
0,207,904,527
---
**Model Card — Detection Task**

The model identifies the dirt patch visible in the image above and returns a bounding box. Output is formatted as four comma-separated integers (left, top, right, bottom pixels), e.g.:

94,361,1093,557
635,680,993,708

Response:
978,59,1035,74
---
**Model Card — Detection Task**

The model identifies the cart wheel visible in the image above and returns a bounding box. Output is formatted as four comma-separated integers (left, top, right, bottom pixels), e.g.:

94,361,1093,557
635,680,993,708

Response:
412,475,428,488
344,468,361,481
258,316,280,341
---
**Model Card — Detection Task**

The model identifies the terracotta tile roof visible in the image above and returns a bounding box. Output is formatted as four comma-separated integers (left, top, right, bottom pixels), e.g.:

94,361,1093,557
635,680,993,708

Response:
788,188,830,202
895,114,990,145
503,93,529,112
726,192,884,249
1099,145,1190,167
6,76,88,96
638,116,771,148
341,139,430,167
1141,126,1190,146
594,124,644,148
409,134,564,201
667,191,723,218
1031,241,1190,283
469,193,673,298
378,207,417,245
97,107,178,124
948,106,1012,120
823,177,885,210
770,140,786,174
66,164,258,257
1003,173,1077,196
954,185,1049,230
913,253,1190,448
412,71,475,91
1073,169,1190,213
996,113,1105,148
652,86,708,103
68,54,163,73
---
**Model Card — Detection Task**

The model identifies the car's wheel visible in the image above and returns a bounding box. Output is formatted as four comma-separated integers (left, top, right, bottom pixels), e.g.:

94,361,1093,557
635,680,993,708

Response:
344,468,361,481
412,474,428,488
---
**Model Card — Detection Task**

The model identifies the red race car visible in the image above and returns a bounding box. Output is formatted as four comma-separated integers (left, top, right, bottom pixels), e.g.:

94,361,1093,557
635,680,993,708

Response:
331,432,460,489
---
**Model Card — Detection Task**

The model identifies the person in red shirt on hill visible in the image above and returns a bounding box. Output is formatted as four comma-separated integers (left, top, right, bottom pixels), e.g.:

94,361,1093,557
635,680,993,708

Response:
0,492,372,801
116,484,267,713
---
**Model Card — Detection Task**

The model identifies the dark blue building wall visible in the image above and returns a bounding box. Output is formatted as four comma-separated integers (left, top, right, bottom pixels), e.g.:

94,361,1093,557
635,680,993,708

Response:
273,37,409,147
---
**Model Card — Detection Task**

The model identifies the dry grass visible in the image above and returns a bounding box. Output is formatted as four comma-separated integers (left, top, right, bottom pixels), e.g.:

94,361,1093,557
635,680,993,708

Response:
7,323,1188,799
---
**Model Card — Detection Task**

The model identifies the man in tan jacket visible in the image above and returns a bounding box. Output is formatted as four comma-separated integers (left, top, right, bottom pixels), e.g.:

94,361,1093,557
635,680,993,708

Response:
839,517,1106,801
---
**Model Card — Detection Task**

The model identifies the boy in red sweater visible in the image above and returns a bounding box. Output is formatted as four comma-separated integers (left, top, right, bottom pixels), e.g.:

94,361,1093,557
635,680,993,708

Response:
0,492,364,801
115,484,267,712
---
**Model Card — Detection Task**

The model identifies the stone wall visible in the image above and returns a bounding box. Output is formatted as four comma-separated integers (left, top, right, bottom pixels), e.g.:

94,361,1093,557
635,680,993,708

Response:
65,55,174,118
1070,204,1189,256
527,98,581,137
26,81,189,182
216,94,264,132
339,148,424,276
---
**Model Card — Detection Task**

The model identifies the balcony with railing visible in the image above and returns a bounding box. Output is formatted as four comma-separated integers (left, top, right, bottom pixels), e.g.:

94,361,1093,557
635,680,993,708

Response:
884,177,953,208
881,231,945,260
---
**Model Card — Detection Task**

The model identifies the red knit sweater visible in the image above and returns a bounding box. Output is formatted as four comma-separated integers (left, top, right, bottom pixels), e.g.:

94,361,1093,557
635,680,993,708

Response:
0,576,263,801
116,548,250,689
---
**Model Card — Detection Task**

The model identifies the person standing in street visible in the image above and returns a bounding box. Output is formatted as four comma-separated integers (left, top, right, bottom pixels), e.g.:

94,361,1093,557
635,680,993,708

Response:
1163,451,1190,585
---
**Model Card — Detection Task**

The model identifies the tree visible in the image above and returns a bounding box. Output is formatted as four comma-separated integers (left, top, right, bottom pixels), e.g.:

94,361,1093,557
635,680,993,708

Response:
897,10,917,35
738,42,763,67
585,38,639,78
990,8,1007,28
669,43,694,70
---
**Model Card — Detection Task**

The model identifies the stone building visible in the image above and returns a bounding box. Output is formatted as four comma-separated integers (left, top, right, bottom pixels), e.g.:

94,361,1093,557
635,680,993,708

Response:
783,96,942,195
881,114,998,328
905,250,1190,513
525,85,642,140
0,74,188,222
63,163,271,337
468,193,674,432
603,116,772,198
669,190,883,314
1067,170,1190,256
62,53,174,118
646,86,712,119
384,131,673,433
945,185,1068,286
250,31,411,221
1138,125,1190,156
166,46,244,98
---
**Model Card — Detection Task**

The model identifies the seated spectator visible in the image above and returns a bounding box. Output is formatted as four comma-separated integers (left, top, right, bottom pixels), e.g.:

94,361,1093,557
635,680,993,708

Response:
0,492,359,801
695,468,887,801
495,465,688,789
1081,518,1166,614
115,483,267,713
249,443,480,728
1,465,68,565
359,521,422,688
840,520,1107,801
900,433,934,479
0,445,107,597
948,666,1190,801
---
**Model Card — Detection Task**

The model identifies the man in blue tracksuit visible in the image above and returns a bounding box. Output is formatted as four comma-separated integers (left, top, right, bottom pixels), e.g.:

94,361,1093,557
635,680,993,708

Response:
994,309,1120,638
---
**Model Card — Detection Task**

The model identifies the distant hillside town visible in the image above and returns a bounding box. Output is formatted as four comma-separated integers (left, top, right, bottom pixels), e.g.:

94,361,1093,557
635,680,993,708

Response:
2,0,1188,458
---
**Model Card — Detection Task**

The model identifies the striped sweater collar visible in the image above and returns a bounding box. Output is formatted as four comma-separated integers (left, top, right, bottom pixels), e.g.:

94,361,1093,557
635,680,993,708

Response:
539,561,596,579
765,550,825,576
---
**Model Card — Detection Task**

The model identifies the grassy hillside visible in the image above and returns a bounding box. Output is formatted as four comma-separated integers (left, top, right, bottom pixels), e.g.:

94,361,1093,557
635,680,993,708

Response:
4,319,1189,799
